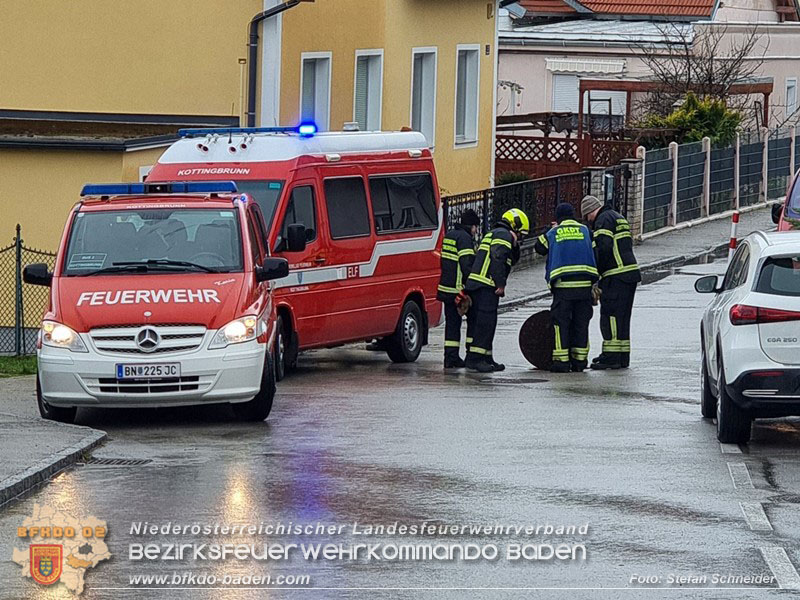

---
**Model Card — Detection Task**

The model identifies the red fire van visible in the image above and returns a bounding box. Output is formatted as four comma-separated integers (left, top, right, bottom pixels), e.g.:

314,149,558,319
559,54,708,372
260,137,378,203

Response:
147,127,444,379
23,182,291,423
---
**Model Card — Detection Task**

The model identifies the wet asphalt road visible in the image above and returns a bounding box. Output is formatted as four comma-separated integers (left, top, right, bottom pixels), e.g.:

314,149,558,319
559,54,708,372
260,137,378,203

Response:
2,263,800,599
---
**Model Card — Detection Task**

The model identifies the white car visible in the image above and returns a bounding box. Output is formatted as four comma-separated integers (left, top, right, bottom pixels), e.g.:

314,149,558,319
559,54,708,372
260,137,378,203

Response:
696,230,800,443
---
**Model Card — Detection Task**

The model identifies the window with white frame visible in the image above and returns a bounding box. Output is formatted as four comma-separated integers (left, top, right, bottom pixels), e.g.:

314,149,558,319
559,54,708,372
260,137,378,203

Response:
454,46,479,145
411,48,437,148
787,78,797,120
300,53,331,131
354,50,383,131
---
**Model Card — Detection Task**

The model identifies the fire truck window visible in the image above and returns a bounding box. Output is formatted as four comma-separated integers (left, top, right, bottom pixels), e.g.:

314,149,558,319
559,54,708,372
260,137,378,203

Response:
235,181,284,227
281,186,317,243
368,174,437,233
324,177,371,239
247,218,263,266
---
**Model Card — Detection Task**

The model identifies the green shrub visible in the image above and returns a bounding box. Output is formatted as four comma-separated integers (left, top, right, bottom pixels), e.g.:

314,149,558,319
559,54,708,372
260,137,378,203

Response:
496,171,532,186
641,93,742,147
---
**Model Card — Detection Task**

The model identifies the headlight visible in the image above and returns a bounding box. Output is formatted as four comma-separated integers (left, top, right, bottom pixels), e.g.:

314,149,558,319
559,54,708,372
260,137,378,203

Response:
209,316,260,349
41,321,88,353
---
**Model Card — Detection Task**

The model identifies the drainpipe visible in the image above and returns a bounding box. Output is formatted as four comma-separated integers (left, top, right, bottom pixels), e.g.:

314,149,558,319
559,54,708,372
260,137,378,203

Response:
247,0,312,127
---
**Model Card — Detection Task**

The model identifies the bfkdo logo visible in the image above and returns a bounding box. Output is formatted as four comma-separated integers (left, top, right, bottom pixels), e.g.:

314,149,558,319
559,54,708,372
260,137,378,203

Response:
12,504,111,596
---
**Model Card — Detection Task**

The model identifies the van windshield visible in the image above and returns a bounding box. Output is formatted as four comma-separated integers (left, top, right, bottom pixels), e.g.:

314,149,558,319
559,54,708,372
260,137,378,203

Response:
235,181,284,228
63,209,243,276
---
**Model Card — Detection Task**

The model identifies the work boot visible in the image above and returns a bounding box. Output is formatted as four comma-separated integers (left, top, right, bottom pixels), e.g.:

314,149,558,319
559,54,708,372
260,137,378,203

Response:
620,354,630,369
591,353,608,364
571,360,588,373
550,361,571,373
590,353,623,370
444,355,466,369
465,355,494,373
490,360,505,372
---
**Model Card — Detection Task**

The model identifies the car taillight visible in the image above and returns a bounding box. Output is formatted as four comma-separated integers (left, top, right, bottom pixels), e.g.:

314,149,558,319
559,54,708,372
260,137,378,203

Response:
730,304,800,325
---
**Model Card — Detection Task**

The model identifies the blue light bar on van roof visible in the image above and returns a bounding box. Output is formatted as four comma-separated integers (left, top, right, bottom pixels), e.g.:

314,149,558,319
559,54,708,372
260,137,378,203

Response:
80,181,239,197
178,124,318,138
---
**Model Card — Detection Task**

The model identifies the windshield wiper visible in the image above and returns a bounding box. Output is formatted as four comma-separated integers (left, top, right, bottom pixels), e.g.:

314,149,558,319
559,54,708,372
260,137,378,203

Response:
80,264,152,276
114,259,220,273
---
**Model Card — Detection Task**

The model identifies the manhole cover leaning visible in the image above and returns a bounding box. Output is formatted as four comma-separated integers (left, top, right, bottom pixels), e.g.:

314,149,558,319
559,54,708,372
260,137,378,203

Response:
518,309,554,371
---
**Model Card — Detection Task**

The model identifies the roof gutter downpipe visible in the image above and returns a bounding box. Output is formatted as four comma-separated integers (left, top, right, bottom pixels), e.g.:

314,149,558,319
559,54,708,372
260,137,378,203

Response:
247,0,303,127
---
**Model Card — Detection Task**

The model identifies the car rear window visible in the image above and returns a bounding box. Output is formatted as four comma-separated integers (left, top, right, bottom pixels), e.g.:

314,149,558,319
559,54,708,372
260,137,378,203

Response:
756,256,800,297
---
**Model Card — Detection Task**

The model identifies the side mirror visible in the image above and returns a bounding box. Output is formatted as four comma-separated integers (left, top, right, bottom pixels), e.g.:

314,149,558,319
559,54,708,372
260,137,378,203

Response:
694,275,719,294
23,263,53,287
772,203,783,225
287,224,307,253
255,257,289,282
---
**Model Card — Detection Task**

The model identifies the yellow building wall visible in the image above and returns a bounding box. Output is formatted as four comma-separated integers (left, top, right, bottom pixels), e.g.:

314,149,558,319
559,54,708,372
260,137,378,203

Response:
279,0,495,195
0,0,260,117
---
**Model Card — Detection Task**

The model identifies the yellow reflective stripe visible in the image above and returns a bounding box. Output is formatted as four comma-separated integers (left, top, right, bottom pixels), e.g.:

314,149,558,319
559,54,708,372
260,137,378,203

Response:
561,219,582,227
571,347,590,359
601,264,640,278
466,337,473,344
612,238,623,270
470,347,489,355
468,273,495,286
538,234,549,248
458,248,475,257
550,265,599,278
491,238,512,249
610,316,618,341
438,285,460,294
594,229,614,238
444,340,460,348
554,280,593,289
441,253,459,261
615,231,632,240
554,325,562,352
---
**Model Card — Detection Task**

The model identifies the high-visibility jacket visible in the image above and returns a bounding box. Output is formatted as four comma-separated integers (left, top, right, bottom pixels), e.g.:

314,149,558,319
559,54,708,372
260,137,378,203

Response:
592,207,641,283
437,224,476,300
465,222,518,291
536,219,598,289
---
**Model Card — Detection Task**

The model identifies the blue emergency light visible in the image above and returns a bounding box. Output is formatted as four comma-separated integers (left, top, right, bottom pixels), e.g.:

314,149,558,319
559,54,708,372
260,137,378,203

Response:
178,123,318,138
80,181,239,197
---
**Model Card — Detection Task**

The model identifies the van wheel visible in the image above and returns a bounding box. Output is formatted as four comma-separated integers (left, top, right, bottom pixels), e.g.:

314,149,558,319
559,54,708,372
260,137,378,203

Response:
274,316,286,382
386,301,424,363
233,350,275,422
700,347,715,419
716,364,751,444
37,376,77,424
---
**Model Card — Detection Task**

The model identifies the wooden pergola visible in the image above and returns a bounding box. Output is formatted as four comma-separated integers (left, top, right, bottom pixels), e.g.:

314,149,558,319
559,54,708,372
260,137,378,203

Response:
577,78,774,138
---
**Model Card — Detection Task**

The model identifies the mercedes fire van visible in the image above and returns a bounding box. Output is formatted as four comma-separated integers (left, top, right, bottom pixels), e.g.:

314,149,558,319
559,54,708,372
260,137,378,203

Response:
147,126,444,379
24,181,292,423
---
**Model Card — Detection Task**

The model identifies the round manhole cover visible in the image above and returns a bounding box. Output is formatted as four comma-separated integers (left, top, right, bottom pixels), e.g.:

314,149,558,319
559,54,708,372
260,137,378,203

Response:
479,377,548,385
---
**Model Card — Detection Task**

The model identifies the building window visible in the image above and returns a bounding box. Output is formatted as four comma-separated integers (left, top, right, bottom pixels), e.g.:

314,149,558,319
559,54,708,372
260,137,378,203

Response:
369,174,437,233
411,48,437,148
552,73,626,115
787,78,797,119
300,52,331,131
455,45,480,146
324,177,371,239
354,50,383,131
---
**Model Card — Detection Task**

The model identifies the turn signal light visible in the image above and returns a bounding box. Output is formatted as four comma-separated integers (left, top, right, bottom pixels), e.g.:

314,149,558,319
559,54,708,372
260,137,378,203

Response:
730,304,800,325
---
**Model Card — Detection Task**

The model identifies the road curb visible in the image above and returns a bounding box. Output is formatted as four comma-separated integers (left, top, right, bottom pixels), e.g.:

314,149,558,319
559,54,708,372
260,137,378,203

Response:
0,417,106,507
498,241,730,312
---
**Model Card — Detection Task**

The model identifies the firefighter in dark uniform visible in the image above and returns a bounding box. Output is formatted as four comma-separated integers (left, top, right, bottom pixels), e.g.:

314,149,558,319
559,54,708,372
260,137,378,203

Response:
464,208,529,373
580,195,641,370
534,203,598,373
437,209,481,369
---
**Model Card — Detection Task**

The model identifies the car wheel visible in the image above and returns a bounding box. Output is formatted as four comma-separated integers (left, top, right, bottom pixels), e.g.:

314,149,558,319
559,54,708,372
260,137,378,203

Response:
385,300,424,363
233,350,275,422
36,376,77,424
274,316,286,382
716,365,751,444
700,348,716,419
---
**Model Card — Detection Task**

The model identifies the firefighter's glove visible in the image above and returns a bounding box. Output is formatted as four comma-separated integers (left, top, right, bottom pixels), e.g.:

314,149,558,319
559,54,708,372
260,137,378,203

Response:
455,291,472,317
591,283,602,306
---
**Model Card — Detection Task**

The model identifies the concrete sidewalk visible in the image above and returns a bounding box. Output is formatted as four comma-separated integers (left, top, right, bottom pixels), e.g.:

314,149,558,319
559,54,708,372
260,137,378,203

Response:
0,376,105,507
501,205,775,309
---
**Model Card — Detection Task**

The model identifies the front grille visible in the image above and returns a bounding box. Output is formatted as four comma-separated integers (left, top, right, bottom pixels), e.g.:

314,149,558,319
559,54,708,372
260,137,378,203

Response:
96,376,201,394
90,325,207,355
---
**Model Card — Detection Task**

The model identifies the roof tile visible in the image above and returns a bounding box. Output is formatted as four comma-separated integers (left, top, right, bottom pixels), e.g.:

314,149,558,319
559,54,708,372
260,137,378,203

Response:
519,0,716,18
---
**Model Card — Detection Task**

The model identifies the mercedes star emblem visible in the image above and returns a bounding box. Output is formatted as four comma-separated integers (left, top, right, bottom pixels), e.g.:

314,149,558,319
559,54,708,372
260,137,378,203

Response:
135,328,160,353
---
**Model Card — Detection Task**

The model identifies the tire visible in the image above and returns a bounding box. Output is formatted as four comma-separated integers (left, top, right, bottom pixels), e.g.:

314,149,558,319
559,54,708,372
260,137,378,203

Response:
233,350,276,422
37,376,77,424
385,300,424,363
274,316,286,382
716,363,752,444
700,348,716,419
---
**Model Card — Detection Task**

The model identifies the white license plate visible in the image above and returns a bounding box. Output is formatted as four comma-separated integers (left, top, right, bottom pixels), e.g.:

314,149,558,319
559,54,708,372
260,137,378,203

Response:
116,363,181,379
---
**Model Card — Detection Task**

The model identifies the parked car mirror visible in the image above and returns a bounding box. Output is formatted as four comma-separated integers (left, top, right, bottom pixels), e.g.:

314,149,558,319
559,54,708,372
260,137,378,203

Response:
23,263,53,287
255,257,289,282
694,275,719,294
287,224,307,253
772,203,783,225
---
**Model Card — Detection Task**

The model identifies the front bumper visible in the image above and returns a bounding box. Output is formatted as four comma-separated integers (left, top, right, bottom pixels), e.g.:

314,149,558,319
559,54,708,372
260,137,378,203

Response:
727,369,800,417
38,339,266,408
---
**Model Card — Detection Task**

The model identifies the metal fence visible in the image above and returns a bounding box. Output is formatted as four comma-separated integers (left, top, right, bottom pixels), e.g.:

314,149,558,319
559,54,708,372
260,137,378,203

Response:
642,147,673,233
0,225,56,355
443,171,592,236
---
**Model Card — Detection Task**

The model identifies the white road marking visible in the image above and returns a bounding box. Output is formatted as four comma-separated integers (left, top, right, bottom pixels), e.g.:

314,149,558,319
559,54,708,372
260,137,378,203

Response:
740,502,773,531
728,463,754,489
760,547,800,589
720,443,742,454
